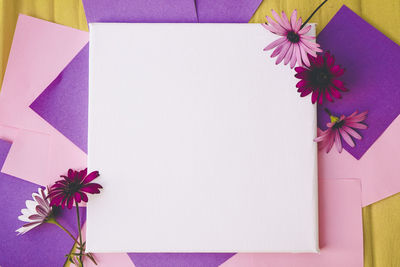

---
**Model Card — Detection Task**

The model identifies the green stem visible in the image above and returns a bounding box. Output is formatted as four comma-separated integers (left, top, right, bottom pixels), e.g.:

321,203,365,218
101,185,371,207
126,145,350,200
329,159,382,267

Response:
48,218,79,244
76,201,84,267
324,108,332,116
301,0,329,29
64,241,79,267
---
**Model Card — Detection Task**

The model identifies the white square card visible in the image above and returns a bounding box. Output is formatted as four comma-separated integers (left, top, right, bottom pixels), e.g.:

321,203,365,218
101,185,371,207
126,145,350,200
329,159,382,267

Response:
87,23,318,253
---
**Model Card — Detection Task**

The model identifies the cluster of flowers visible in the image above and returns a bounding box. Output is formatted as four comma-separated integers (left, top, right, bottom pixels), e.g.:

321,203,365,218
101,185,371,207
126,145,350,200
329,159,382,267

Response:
17,169,102,266
263,2,368,153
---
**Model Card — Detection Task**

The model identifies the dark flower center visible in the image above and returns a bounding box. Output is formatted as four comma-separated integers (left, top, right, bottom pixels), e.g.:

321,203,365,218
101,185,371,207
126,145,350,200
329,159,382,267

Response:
286,31,300,43
332,120,345,129
65,180,82,194
309,67,332,87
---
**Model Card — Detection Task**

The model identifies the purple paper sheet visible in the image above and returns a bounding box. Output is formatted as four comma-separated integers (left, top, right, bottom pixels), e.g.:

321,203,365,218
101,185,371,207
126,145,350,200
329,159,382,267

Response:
30,44,89,153
317,5,400,159
83,0,198,23
195,0,262,22
129,253,234,267
0,139,86,267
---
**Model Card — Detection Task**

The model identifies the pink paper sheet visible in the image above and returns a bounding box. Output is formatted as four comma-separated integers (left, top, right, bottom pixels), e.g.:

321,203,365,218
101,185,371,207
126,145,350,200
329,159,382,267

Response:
220,179,363,267
0,125,50,184
0,14,88,185
319,115,400,206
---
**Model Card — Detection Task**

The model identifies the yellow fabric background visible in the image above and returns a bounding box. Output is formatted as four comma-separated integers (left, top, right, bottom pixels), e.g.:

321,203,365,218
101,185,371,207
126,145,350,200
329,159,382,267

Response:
0,1,399,266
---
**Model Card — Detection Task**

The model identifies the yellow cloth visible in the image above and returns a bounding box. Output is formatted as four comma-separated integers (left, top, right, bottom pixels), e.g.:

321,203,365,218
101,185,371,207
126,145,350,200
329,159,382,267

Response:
0,0,88,87
0,1,399,266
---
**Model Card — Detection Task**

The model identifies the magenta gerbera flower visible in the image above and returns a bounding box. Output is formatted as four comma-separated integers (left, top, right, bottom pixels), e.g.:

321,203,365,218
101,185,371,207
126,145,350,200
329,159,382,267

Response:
295,51,347,104
314,109,368,153
48,168,102,209
263,9,322,68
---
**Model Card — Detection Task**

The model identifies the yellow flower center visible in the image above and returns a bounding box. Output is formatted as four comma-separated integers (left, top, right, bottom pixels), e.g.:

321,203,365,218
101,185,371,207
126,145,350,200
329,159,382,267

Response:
330,115,339,124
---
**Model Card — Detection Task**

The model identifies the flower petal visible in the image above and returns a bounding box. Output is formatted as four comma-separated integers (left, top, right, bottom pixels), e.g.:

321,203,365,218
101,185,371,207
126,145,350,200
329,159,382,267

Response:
299,44,310,66
311,90,319,104
298,24,311,35
271,10,290,31
276,42,291,65
347,122,368,130
266,16,287,35
264,37,287,51
280,11,292,30
283,43,294,65
83,171,100,184
334,130,343,153
75,192,82,203
290,10,298,30
339,128,355,147
342,126,362,140
294,44,302,67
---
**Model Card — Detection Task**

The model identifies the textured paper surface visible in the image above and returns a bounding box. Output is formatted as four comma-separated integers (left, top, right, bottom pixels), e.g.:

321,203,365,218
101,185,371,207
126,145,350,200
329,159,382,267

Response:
317,6,400,160
82,0,198,23
221,179,363,267
196,0,262,22
87,23,318,253
0,14,88,185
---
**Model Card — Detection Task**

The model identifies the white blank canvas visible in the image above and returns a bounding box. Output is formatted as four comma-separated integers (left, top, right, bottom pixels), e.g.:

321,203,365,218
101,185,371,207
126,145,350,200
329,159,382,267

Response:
87,23,318,253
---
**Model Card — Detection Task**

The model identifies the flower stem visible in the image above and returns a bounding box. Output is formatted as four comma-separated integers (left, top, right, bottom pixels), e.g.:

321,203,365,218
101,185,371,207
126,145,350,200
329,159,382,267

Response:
48,218,79,244
324,108,332,116
301,0,329,29
76,201,84,266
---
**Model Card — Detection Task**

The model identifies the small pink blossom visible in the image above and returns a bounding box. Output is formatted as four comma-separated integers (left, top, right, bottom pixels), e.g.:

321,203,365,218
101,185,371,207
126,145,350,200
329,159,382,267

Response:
315,110,368,153
263,9,322,68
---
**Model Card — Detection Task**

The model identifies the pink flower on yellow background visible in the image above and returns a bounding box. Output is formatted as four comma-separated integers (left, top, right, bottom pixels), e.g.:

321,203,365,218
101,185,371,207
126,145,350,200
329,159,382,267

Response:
263,9,322,68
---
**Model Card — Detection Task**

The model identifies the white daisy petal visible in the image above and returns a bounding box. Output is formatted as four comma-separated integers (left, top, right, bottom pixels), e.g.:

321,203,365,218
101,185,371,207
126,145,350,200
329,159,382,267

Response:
25,200,37,211
18,214,33,223
16,187,53,235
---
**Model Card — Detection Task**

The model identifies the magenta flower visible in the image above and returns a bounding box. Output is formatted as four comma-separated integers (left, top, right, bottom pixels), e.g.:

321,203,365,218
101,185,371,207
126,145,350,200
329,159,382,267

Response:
314,110,368,153
48,168,102,209
263,9,322,68
295,51,347,104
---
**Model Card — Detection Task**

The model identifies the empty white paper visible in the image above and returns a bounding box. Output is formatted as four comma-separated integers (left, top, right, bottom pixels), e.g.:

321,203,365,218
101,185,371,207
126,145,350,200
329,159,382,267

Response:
87,23,318,253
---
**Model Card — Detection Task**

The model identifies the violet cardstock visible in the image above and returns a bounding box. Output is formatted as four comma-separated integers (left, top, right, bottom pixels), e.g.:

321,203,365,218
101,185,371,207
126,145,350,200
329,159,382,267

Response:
82,0,198,23
0,139,86,267
317,5,400,159
30,45,89,153
196,0,262,22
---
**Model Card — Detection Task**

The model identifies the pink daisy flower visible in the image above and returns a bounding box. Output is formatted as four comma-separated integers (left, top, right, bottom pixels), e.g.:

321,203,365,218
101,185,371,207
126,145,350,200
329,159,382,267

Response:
314,109,368,153
48,168,102,209
295,51,347,104
263,9,322,68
